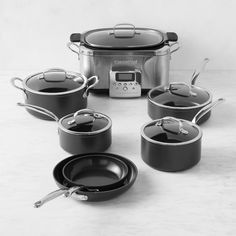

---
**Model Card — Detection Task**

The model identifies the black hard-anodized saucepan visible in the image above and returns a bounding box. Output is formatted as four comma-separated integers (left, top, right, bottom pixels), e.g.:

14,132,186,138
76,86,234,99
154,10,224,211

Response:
148,58,214,124
17,103,112,154
11,68,98,120
34,153,138,207
141,98,224,172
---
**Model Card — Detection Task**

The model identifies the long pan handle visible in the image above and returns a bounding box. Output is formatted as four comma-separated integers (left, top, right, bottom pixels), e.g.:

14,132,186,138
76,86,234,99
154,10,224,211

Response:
17,103,59,121
192,98,225,124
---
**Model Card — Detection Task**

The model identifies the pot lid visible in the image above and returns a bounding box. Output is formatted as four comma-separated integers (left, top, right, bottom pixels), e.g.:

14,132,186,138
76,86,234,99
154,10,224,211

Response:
61,109,111,134
25,69,86,95
149,82,211,108
82,24,167,49
142,117,200,144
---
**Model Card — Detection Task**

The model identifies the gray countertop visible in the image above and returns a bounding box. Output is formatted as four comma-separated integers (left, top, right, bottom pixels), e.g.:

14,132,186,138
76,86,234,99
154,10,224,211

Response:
1,71,236,236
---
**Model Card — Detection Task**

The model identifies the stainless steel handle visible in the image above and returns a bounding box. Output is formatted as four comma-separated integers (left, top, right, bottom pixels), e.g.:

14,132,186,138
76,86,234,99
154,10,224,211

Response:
67,108,95,125
83,75,99,98
166,82,197,97
11,77,25,92
155,116,189,135
17,102,59,121
170,42,180,54
39,68,67,82
67,42,80,59
111,23,137,38
34,186,87,208
192,98,225,124
191,58,210,85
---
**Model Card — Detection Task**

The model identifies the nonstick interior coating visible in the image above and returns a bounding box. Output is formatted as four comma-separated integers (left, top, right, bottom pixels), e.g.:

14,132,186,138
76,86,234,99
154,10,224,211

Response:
53,153,138,201
62,154,128,188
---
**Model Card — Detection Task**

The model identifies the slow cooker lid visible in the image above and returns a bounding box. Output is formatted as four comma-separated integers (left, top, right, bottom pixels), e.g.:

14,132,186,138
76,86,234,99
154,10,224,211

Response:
149,83,211,108
25,69,85,94
61,109,111,133
143,117,199,143
83,25,165,49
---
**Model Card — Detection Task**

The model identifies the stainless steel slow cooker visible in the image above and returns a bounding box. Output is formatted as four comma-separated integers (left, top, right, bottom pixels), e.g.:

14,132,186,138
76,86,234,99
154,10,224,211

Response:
67,23,179,98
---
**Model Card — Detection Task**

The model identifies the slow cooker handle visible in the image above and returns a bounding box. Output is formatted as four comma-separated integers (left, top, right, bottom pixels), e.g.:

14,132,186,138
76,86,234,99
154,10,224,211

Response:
70,33,81,42
11,77,28,99
167,32,178,42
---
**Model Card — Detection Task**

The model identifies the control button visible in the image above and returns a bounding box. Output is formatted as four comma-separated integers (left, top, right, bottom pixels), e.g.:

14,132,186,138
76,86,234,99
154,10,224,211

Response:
113,82,116,86
132,87,135,90
123,87,128,91
124,83,127,86
135,82,138,85
129,83,133,85
118,83,122,86
116,87,119,89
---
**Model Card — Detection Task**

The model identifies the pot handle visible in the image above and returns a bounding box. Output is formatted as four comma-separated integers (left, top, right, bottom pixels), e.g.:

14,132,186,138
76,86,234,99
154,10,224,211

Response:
192,98,225,124
191,58,210,85
34,186,87,208
68,108,103,125
169,42,180,54
83,75,99,98
17,102,59,121
11,77,25,92
165,82,197,97
67,42,80,59
155,116,189,135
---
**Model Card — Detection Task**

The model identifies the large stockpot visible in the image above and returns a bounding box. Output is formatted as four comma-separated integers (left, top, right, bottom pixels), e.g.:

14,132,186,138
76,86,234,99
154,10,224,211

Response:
11,68,98,120
17,104,112,154
148,58,213,124
141,98,224,172
67,23,179,97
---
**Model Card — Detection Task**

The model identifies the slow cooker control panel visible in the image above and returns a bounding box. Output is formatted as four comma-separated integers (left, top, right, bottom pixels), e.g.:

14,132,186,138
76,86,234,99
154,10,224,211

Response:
109,70,141,98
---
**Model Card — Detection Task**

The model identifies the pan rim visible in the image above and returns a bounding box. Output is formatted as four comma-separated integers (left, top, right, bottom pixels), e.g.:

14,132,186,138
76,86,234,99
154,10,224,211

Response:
148,85,213,110
141,119,203,146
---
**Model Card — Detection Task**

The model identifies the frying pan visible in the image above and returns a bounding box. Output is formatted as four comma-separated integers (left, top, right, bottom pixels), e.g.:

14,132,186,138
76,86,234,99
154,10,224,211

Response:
34,153,137,207
62,154,129,191
141,98,224,172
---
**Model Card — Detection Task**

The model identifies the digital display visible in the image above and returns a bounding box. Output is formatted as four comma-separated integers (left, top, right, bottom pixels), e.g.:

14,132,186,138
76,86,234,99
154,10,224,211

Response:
116,73,135,82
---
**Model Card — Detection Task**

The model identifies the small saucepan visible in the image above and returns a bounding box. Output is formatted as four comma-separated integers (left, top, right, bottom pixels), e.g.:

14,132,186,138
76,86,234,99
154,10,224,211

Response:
17,103,112,154
11,68,98,120
34,153,137,207
148,58,213,124
141,98,224,172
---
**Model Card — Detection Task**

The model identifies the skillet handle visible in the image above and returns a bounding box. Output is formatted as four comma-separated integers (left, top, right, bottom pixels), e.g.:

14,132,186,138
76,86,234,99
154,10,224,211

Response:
192,98,225,124
17,102,59,121
34,186,86,208
191,58,210,85
83,75,99,98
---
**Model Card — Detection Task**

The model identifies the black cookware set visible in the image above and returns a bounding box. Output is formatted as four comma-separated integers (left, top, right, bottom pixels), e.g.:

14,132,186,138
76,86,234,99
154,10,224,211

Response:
11,24,224,207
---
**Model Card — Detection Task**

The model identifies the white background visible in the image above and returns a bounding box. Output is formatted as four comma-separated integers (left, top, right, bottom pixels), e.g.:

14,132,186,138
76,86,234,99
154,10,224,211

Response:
1,1,236,236
0,0,236,72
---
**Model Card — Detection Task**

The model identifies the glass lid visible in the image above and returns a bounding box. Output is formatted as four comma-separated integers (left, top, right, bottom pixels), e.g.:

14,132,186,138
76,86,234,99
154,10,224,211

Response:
25,69,86,94
61,109,111,133
143,117,200,143
149,82,211,108
83,24,165,49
